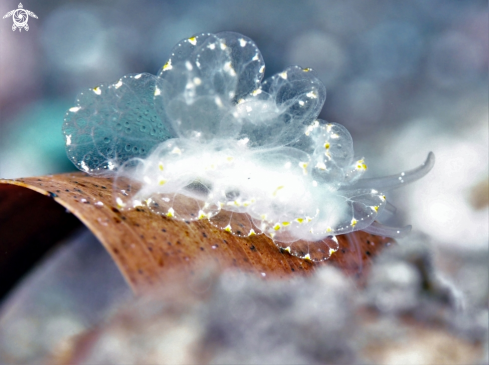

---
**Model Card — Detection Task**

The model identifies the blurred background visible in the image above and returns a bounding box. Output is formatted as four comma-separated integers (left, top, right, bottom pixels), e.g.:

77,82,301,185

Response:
0,0,487,363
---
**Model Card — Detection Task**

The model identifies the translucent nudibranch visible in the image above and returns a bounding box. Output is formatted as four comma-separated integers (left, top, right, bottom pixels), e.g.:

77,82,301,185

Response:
63,32,435,261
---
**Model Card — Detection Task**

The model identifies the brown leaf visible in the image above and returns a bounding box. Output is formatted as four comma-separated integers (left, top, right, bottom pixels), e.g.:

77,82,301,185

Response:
0,172,394,294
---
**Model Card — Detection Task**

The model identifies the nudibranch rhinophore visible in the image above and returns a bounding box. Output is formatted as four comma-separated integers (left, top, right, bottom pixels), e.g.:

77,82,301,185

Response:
63,32,434,261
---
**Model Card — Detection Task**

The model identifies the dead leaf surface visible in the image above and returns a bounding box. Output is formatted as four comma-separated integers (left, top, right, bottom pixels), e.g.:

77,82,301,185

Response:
0,172,394,294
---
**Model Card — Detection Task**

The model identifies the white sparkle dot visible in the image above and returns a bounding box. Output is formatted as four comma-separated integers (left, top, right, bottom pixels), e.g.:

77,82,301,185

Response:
80,161,89,172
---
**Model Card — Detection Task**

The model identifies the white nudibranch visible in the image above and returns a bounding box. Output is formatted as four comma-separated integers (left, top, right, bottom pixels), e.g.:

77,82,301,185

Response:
62,31,435,262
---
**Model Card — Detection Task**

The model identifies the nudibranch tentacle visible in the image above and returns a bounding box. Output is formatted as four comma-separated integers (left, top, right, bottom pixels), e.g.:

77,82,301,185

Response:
63,31,434,262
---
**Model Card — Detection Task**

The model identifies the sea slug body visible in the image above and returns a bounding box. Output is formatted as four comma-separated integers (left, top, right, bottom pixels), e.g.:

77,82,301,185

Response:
63,32,434,261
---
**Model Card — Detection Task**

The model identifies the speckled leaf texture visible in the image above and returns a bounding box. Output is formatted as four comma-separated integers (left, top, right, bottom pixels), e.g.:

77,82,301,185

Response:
0,173,394,294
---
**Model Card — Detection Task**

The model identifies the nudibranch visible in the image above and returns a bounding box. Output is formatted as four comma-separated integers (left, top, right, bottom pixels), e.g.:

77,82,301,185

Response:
63,32,434,261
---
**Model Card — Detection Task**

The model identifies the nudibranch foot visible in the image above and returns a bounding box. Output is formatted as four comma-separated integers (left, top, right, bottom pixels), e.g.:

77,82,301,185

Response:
278,235,340,262
349,152,435,191
363,221,412,238
208,209,257,238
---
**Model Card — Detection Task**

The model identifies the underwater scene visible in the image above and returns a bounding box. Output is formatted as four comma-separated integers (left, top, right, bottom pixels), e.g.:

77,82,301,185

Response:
0,0,487,364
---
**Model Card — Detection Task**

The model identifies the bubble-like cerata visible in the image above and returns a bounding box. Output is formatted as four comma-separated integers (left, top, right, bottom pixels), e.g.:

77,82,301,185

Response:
63,32,435,261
